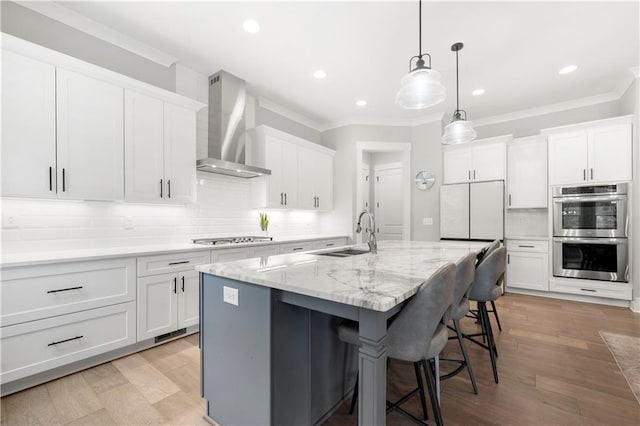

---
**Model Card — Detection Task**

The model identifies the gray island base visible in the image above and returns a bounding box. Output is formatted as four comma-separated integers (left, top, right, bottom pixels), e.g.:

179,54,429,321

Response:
198,241,484,425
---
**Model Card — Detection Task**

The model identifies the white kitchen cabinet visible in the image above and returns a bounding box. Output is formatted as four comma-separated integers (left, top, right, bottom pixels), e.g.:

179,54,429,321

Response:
177,270,200,329
211,248,250,262
442,136,508,184
280,241,314,254
505,240,549,292
547,117,633,185
257,135,299,208
137,272,178,340
507,136,548,209
1,50,56,198
56,69,124,201
314,150,334,210
298,145,334,210
125,91,196,204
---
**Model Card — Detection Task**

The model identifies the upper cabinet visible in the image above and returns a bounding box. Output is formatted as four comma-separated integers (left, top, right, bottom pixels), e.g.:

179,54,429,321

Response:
507,136,547,209
443,135,509,184
124,91,196,204
252,126,334,210
546,117,633,186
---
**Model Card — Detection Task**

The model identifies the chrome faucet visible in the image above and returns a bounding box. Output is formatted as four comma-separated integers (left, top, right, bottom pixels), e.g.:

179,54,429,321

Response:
356,210,377,254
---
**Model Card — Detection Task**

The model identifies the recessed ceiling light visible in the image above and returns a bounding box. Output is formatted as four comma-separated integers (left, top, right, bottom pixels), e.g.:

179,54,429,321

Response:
559,65,577,75
242,19,261,34
355,100,367,107
472,88,485,96
313,70,327,79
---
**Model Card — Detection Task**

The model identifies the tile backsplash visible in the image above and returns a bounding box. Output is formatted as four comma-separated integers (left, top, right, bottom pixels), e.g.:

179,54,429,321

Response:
1,173,329,253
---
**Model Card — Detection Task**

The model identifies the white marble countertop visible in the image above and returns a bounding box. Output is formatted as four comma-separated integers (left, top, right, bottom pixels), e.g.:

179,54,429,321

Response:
0,234,348,268
197,240,486,312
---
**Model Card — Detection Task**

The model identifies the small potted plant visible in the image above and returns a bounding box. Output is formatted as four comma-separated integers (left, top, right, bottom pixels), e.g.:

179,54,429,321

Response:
259,212,269,235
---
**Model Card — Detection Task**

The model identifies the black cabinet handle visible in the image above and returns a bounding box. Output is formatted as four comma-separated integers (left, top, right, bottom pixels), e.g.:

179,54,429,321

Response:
326,243,334,247
468,170,471,180
280,192,283,205
508,194,511,206
47,286,83,294
49,166,53,191
518,245,535,248
583,169,586,181
173,277,177,294
317,196,319,208
181,276,185,292
292,247,303,251
160,179,163,198
167,180,171,198
48,335,83,346
168,261,190,266
62,168,66,192
590,168,593,180
580,288,596,293
284,193,287,205
507,254,510,264
473,170,476,180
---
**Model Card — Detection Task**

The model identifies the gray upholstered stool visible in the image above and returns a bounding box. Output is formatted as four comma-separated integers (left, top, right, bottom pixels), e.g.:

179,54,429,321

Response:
440,252,478,394
476,240,503,332
466,247,507,384
338,263,455,426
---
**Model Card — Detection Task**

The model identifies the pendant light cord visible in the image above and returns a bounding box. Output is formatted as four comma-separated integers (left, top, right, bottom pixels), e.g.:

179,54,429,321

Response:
455,48,460,112
418,0,422,56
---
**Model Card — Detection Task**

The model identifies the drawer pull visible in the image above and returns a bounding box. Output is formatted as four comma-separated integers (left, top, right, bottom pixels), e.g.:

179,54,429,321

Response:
518,245,535,248
292,247,304,251
48,335,83,347
173,277,177,294
168,261,190,265
580,288,597,293
182,276,185,292
47,286,83,294
326,243,335,247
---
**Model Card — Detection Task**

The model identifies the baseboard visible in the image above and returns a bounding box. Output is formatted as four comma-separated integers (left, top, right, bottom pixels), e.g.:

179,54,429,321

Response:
506,288,631,309
630,297,640,313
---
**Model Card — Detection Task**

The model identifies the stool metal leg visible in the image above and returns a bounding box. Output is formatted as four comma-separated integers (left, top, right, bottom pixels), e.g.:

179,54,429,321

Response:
349,373,358,415
453,318,478,394
480,302,499,384
413,362,429,420
490,300,503,332
423,359,444,426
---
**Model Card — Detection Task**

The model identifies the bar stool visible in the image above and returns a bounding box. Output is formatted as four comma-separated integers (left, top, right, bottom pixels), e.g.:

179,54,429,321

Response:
440,252,478,394
470,240,503,332
466,247,506,384
338,263,455,426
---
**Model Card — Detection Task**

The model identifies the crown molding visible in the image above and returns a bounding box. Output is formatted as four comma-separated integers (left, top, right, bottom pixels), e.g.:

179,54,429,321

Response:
257,97,324,132
15,1,178,67
320,112,444,132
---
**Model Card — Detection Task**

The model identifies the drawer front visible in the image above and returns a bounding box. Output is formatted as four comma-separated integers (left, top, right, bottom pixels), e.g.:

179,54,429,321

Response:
506,239,548,253
506,252,549,291
1,302,136,384
137,251,211,277
279,241,314,254
550,280,632,300
211,248,250,263
312,238,347,250
1,258,135,327
248,245,280,258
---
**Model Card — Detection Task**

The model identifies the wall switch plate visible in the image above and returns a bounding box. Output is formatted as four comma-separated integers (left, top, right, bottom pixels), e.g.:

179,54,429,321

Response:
124,217,134,229
3,215,17,228
223,286,239,306
422,217,433,226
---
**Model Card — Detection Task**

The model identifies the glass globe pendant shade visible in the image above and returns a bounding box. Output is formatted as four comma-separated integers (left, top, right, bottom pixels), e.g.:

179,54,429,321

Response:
396,67,446,109
442,118,477,145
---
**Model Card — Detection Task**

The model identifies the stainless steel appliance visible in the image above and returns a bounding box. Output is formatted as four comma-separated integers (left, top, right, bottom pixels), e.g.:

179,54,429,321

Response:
552,183,629,282
552,183,629,238
552,237,629,282
193,236,273,246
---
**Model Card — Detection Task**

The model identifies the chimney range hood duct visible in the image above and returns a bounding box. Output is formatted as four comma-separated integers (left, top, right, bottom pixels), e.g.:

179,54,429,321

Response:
196,70,271,178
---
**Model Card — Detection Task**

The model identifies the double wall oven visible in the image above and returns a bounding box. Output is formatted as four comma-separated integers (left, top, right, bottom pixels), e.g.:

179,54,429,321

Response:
552,183,629,282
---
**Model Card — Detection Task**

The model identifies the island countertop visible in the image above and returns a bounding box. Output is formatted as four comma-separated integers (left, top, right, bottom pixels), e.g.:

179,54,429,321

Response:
196,240,486,312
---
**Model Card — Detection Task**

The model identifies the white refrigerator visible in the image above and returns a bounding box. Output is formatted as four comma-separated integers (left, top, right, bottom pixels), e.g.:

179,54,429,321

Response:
440,180,504,240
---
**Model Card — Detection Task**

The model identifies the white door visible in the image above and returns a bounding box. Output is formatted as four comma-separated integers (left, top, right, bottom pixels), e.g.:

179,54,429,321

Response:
314,151,333,210
56,69,124,200
164,103,196,204
1,51,56,198
470,181,504,240
297,146,316,210
137,273,178,340
374,165,404,240
443,146,472,184
124,90,165,202
588,124,633,183
472,142,505,182
281,140,299,208
506,252,549,291
177,270,200,329
507,137,548,208
263,136,284,208
548,131,588,185
440,184,470,239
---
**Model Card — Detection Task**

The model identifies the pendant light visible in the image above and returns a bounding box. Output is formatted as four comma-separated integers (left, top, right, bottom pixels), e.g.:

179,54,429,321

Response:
442,42,477,144
396,0,446,109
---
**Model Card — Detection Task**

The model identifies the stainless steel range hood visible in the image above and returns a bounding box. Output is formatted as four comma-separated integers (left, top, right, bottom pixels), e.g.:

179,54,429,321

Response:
196,70,271,178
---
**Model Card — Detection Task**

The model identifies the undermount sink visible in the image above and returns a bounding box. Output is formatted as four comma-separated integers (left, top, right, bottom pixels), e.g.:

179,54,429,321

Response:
318,248,370,257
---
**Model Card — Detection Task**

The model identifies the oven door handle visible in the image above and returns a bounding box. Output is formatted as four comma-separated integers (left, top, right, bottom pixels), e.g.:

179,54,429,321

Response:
553,237,627,245
553,195,627,203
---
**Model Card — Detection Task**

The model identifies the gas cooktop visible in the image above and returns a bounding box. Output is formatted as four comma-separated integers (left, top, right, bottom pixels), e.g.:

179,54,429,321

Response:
192,236,274,246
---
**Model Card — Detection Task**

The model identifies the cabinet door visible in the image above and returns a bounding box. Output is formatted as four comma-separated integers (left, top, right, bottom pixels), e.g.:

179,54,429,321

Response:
1,51,57,197
263,136,284,208
281,140,299,208
470,181,504,240
315,151,333,211
472,142,505,182
124,90,165,202
507,138,547,208
506,252,549,291
137,273,178,340
177,270,199,329
56,69,124,200
297,147,316,210
443,147,472,184
588,124,632,183
548,131,588,185
164,103,196,204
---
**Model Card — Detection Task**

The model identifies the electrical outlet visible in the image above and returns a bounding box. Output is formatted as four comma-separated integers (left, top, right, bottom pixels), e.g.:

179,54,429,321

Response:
223,286,239,306
422,217,433,226
3,215,17,228
124,217,134,229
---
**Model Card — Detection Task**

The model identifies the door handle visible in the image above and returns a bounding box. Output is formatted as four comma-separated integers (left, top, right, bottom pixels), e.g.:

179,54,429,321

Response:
181,276,185,292
518,245,535,248
167,180,171,198
590,168,593,180
507,254,510,264
160,179,163,198
48,335,83,347
468,170,471,180
62,168,66,192
508,194,511,206
173,277,177,294
583,169,586,181
280,192,283,205
317,196,319,208
49,166,53,191
168,261,190,266
473,170,476,180
47,286,83,294
284,193,287,205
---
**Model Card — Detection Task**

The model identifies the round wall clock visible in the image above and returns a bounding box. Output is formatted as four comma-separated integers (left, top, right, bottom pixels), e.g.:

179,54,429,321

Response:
415,171,436,190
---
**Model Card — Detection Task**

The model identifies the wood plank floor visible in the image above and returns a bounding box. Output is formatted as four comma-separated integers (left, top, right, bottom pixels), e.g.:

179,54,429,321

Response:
1,293,639,425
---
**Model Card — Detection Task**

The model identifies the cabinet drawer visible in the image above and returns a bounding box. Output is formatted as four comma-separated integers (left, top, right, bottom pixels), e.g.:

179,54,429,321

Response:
137,251,211,277
550,280,632,300
312,238,347,250
1,258,135,327
1,301,136,384
247,245,280,258
279,241,314,254
506,239,548,253
211,248,250,262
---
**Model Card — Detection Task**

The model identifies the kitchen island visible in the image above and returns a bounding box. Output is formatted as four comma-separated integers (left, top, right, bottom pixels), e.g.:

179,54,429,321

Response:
197,240,485,426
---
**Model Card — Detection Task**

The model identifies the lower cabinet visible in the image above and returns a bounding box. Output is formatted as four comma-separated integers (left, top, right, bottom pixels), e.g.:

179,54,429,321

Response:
137,270,199,341
506,239,549,292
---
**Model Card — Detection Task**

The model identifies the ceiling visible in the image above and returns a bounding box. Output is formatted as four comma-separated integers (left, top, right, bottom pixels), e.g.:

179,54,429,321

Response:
54,1,639,129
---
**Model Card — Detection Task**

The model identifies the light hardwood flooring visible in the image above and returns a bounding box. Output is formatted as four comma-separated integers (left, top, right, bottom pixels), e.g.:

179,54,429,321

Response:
1,294,639,426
